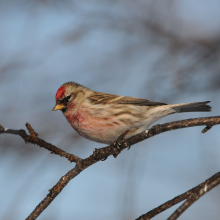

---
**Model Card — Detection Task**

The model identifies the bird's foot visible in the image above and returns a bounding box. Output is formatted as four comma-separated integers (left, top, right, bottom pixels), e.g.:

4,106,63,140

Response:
113,129,130,157
93,130,130,160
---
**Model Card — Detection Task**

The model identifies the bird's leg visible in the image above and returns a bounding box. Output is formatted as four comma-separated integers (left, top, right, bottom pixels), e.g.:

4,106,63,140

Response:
94,130,130,160
113,129,130,155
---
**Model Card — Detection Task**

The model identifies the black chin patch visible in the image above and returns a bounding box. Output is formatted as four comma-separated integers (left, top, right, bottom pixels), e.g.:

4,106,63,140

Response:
61,107,67,113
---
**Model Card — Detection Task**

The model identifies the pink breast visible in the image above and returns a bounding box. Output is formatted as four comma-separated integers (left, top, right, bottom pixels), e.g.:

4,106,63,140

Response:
65,107,119,140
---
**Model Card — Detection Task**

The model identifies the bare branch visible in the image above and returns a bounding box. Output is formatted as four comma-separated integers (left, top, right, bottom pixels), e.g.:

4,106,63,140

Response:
0,123,81,163
0,123,21,135
167,172,220,220
25,162,84,220
1,116,220,220
136,172,220,220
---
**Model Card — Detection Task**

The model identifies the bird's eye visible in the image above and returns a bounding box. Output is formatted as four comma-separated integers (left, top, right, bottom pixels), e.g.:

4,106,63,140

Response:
66,95,71,100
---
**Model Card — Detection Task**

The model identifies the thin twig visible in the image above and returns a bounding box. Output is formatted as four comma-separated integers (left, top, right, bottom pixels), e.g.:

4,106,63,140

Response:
26,123,38,137
201,125,212,133
0,123,81,163
0,123,21,135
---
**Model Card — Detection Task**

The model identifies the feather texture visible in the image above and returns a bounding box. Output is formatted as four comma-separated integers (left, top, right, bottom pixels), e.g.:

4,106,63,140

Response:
88,92,167,106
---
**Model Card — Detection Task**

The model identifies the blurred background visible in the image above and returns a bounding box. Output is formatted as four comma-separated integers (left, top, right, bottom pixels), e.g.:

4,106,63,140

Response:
0,0,220,219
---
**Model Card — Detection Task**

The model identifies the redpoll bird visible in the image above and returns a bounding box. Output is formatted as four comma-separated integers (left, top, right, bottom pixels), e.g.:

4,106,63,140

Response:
53,82,211,144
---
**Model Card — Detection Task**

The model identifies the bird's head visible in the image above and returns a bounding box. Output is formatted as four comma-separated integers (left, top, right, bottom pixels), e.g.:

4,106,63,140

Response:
52,82,86,113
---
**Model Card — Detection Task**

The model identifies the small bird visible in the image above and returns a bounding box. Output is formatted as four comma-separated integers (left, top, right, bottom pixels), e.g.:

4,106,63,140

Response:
53,82,211,145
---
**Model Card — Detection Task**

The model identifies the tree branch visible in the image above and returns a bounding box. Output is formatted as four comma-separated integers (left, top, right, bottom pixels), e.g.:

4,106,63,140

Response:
168,172,220,220
0,123,81,163
1,116,220,220
136,172,220,220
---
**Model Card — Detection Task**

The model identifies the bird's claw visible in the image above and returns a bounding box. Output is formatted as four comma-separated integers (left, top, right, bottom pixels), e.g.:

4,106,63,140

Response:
113,129,130,157
113,141,122,154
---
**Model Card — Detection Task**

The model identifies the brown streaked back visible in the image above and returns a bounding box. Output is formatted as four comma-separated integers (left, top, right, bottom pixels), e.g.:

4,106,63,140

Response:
88,92,167,106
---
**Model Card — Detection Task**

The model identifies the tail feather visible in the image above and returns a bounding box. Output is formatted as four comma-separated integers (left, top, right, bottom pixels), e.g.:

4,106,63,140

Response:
171,101,211,113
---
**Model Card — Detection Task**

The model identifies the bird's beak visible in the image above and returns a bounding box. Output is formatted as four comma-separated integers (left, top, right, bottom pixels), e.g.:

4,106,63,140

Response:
52,103,66,111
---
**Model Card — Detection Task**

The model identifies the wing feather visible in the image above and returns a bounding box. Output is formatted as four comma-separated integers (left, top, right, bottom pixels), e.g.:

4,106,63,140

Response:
88,92,167,106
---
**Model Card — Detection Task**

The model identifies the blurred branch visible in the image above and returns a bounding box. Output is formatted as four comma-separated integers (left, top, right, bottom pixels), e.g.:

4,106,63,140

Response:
168,172,220,220
136,172,220,220
1,116,220,220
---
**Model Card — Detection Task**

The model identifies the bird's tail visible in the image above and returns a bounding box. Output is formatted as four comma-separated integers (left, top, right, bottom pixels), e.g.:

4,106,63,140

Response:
170,101,211,113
